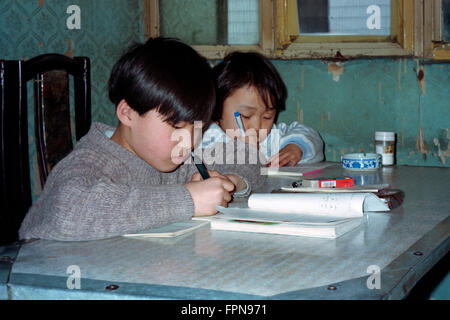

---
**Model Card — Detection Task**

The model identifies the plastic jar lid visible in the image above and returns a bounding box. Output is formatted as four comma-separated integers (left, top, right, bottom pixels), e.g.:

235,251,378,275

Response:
375,131,396,141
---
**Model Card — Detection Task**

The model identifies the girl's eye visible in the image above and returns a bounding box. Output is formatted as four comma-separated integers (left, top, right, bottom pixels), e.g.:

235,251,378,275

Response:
241,115,250,119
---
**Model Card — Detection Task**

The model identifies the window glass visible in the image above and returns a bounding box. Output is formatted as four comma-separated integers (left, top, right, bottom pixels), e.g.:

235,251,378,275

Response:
159,0,259,45
443,0,450,41
297,0,391,36
160,0,220,45
227,0,259,44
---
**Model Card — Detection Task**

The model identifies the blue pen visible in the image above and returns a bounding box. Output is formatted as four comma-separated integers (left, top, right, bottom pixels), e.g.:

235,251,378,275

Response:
191,152,210,180
234,112,246,137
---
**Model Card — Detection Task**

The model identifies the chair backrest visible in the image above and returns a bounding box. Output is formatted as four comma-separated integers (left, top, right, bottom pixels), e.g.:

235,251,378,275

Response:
0,54,91,245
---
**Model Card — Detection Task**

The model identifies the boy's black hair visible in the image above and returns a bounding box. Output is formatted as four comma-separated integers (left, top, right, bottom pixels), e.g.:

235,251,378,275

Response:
108,37,215,125
211,51,287,122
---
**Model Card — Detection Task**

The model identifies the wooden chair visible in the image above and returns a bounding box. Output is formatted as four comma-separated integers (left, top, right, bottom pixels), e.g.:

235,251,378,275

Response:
0,54,91,245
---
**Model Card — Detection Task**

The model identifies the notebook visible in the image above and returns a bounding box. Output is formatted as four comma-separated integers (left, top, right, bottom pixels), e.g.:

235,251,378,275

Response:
123,220,210,238
193,193,389,239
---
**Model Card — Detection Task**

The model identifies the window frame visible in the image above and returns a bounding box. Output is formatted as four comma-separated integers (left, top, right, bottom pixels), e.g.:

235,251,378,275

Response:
276,0,417,58
143,0,276,59
423,0,450,60
143,0,448,60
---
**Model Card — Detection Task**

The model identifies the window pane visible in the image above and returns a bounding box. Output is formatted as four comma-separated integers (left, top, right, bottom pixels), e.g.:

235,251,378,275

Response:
159,0,259,45
297,0,391,36
443,0,450,41
227,0,259,44
160,0,220,45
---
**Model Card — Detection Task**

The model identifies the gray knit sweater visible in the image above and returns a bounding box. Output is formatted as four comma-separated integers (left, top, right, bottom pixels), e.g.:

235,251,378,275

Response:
19,122,266,241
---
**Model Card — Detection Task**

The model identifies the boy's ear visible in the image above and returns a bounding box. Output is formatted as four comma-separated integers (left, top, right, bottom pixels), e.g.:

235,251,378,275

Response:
116,99,134,127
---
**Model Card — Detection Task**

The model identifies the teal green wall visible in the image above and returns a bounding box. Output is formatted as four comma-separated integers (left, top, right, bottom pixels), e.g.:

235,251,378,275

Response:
0,0,144,199
0,0,143,123
273,59,450,167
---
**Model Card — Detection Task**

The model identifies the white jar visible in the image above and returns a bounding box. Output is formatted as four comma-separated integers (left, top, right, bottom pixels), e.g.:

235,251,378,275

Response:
375,131,396,166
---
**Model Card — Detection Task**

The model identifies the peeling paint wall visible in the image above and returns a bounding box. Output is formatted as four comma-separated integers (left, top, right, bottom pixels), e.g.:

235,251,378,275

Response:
273,59,450,167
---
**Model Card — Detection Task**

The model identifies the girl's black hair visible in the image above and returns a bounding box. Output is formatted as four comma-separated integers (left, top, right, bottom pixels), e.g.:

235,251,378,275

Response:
108,37,215,125
212,51,287,122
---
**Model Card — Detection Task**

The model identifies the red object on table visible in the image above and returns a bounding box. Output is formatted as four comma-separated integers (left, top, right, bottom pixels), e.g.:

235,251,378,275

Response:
318,177,354,188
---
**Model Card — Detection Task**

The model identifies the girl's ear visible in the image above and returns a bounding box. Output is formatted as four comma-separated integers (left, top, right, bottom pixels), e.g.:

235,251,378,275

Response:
116,99,134,127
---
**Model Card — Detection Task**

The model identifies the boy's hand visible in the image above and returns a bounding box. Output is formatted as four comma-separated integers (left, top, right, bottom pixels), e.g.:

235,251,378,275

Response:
223,174,247,192
184,176,235,216
267,144,303,167
190,170,228,182
190,171,246,193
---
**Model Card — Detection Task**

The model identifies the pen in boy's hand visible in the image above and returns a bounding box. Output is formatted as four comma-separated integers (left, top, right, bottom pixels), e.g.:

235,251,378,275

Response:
191,152,210,180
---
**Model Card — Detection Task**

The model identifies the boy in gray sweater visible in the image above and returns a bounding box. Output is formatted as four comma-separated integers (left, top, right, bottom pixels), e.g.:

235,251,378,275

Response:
19,38,265,241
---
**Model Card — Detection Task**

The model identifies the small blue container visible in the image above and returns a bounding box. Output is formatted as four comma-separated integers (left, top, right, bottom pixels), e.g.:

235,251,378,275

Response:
341,153,382,171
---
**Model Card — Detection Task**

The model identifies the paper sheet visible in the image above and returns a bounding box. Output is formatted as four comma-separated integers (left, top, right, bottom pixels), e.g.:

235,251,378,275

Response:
215,206,358,224
260,162,337,176
247,193,389,218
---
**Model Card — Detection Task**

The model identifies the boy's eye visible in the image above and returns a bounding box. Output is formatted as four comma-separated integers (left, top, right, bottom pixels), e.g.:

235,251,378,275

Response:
172,122,187,129
241,115,250,119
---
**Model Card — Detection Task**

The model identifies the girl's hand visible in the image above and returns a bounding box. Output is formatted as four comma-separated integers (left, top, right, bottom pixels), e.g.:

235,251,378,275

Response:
267,144,303,167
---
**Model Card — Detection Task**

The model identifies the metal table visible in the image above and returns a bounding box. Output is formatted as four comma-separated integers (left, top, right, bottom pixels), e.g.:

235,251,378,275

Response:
1,164,449,299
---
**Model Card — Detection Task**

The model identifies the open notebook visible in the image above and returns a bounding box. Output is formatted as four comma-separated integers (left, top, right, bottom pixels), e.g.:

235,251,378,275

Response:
193,193,390,239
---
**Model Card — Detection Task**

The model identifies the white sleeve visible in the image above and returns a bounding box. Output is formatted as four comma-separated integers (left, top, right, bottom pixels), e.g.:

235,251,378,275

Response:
276,122,324,164
200,123,230,149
